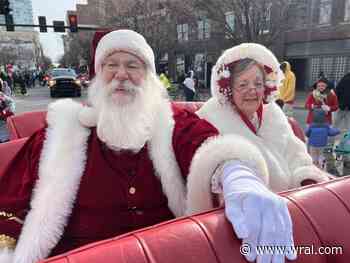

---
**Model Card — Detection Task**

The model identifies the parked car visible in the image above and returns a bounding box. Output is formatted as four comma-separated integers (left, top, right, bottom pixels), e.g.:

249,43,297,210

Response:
47,68,82,98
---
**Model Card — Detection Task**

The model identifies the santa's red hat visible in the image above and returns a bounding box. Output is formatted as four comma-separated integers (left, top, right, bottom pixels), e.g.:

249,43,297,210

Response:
94,29,156,75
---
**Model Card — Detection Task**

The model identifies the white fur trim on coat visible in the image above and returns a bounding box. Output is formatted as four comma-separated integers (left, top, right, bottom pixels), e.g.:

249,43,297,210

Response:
186,134,269,215
0,248,14,262
78,106,98,127
291,166,329,188
12,99,91,263
197,98,329,192
148,100,186,217
211,43,284,104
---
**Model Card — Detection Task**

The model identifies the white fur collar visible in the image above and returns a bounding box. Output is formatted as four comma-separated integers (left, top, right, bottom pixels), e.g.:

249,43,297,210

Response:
147,100,186,217
197,98,292,153
13,99,91,263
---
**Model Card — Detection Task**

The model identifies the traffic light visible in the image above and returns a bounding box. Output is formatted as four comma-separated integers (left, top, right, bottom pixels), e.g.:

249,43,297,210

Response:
5,14,14,31
38,16,47,32
53,20,65,32
68,14,78,33
0,0,11,15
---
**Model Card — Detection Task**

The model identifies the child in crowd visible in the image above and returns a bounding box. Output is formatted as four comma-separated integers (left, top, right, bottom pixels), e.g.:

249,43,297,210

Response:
305,108,340,169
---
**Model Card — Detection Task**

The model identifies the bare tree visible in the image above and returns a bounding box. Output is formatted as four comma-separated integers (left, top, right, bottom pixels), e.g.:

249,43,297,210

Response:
192,0,292,46
0,47,18,67
38,56,52,71
105,0,197,70
59,32,94,69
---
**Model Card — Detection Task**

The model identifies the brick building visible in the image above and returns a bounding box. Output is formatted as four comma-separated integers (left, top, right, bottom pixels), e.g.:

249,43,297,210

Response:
283,0,350,90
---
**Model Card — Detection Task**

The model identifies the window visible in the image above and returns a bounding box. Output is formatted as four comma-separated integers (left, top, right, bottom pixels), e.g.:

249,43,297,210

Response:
261,3,272,33
225,12,235,32
194,53,205,80
198,19,210,40
176,55,185,80
334,57,347,83
345,0,350,21
319,0,332,25
177,24,188,42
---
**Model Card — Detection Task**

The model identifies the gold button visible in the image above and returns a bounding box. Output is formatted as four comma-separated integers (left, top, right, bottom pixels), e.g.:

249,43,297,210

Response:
129,187,136,195
135,210,143,215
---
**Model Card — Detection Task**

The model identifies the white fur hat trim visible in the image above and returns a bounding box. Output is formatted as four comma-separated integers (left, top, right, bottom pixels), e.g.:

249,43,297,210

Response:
211,43,284,104
94,29,156,74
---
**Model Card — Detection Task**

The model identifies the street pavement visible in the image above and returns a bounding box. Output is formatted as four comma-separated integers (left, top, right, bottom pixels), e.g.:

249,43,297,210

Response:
0,84,88,142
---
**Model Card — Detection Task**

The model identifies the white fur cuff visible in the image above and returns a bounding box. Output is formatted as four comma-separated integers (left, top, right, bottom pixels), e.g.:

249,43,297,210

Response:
78,106,98,127
291,165,330,188
186,134,269,215
0,248,14,263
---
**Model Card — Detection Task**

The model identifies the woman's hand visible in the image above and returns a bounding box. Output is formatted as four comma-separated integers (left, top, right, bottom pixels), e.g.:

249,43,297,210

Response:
221,161,297,263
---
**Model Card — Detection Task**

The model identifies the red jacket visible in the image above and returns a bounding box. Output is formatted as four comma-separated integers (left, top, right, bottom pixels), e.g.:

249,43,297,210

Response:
305,90,338,124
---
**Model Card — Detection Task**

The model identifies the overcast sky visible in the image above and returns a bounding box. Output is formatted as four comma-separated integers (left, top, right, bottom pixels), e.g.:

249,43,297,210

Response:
31,0,86,62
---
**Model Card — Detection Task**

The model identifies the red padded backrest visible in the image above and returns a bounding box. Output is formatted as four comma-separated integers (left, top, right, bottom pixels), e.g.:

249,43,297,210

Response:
41,177,349,263
4,102,305,143
6,111,46,140
0,138,27,177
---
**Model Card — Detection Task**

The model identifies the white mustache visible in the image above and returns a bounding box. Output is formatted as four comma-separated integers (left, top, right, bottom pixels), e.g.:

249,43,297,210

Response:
108,80,137,93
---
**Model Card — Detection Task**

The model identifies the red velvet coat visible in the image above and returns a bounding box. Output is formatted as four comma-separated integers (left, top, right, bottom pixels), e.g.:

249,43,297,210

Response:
0,107,218,257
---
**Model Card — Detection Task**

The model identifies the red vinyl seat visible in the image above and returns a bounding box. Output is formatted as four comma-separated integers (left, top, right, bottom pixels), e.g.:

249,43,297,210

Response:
0,138,27,177
5,102,306,142
40,177,349,263
6,111,46,140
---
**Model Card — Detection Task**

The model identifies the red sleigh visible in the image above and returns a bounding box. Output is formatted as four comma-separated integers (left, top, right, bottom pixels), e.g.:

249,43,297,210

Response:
2,102,345,263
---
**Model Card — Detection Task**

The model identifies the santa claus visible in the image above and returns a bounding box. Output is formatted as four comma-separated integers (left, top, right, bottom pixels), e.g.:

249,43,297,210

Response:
0,30,296,263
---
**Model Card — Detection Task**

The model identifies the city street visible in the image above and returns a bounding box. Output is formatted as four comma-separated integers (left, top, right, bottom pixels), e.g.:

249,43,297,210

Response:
13,84,88,113
0,84,88,141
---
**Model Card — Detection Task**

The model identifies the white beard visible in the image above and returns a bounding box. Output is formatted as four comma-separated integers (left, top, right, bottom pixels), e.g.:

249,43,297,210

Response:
88,73,166,153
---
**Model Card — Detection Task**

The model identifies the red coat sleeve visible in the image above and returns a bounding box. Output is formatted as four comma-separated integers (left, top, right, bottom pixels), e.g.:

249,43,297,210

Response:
171,107,218,178
326,90,339,112
304,93,314,110
0,128,45,242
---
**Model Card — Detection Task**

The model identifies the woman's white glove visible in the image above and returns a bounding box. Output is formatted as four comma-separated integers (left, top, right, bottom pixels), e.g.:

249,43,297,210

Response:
321,104,330,112
221,161,297,263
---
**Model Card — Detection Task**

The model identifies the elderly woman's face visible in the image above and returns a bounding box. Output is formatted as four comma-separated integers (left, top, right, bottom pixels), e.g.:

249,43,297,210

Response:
231,65,265,118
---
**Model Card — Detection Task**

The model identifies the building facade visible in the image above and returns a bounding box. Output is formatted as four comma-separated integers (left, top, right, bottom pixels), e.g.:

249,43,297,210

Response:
0,0,40,69
0,0,34,32
64,0,350,90
282,0,350,89
0,31,41,70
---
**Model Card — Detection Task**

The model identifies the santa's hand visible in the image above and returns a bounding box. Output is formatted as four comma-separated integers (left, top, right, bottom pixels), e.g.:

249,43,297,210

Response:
221,161,297,263
321,105,330,112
